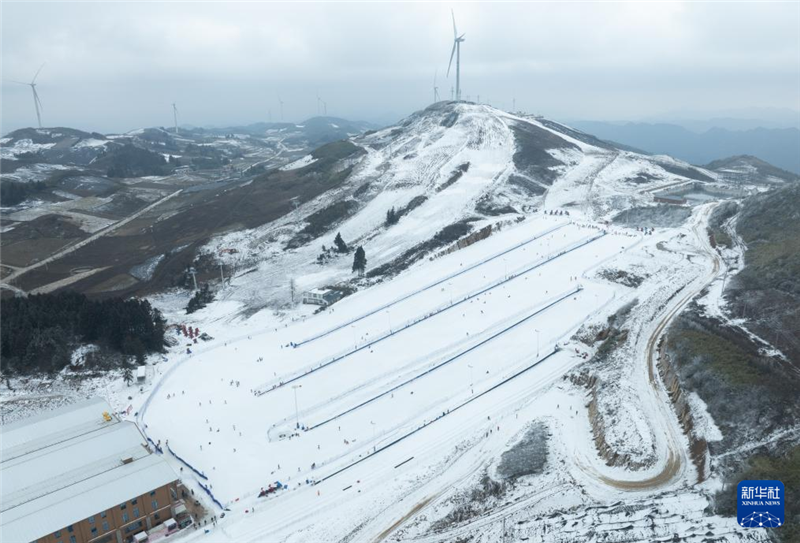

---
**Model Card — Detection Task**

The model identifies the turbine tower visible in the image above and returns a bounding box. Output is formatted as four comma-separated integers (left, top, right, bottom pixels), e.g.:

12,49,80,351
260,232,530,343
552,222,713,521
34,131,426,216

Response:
277,94,285,121
172,103,179,134
433,69,440,103
11,63,46,128
446,10,465,101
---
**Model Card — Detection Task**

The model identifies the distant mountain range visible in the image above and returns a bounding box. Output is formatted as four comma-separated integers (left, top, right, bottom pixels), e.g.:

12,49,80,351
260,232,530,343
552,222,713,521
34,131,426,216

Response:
568,121,800,174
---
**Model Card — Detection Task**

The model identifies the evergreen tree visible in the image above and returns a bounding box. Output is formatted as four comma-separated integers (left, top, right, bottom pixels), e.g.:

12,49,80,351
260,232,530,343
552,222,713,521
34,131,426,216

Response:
186,284,214,314
122,360,134,385
385,207,398,226
334,232,349,253
352,246,367,276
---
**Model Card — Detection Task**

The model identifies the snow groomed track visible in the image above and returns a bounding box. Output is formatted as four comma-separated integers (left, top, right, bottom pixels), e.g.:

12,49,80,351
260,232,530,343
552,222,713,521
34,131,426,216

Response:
315,346,561,484
307,286,581,430
292,222,569,347
255,232,604,396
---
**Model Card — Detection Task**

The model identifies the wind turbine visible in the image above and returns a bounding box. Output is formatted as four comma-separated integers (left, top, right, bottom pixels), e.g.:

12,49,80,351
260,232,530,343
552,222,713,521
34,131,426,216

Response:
446,10,465,102
433,69,440,103
316,92,322,116
10,63,46,128
277,94,285,121
172,103,179,134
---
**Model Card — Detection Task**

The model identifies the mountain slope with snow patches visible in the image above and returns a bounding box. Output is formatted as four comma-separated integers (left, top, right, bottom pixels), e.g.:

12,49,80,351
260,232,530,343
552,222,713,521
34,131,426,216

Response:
205,102,719,311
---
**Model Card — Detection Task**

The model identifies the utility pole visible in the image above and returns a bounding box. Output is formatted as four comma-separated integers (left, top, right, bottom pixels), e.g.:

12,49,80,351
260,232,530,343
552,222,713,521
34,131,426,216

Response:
292,385,302,429
188,267,198,291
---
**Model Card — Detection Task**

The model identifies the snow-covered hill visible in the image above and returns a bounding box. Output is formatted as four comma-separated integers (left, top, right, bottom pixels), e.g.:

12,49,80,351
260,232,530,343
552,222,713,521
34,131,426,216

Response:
205,101,720,310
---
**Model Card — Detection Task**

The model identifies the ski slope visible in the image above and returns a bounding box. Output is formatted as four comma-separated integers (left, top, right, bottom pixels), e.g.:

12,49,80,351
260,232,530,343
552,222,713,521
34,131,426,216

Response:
137,215,641,539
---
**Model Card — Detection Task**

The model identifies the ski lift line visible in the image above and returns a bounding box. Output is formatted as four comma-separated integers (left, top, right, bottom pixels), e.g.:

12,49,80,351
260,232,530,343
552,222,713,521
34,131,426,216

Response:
394,457,415,469
255,232,605,396
306,286,581,430
315,347,560,485
293,222,570,347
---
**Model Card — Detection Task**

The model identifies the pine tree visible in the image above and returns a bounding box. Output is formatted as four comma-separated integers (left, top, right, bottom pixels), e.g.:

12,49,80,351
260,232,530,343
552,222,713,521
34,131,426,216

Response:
385,207,398,226
122,360,134,386
352,246,367,276
334,232,349,253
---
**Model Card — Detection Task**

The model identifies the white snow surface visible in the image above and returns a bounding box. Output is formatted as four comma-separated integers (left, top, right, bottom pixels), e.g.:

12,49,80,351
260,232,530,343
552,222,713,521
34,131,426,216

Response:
119,210,750,541
279,154,317,171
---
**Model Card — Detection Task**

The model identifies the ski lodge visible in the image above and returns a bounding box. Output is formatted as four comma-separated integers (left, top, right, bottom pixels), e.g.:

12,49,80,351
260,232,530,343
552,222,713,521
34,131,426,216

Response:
302,287,342,306
0,398,182,543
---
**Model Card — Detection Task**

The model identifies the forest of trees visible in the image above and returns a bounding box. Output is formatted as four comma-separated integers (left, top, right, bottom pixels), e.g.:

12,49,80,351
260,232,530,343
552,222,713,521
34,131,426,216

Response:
1,180,46,206
103,143,170,178
0,292,166,374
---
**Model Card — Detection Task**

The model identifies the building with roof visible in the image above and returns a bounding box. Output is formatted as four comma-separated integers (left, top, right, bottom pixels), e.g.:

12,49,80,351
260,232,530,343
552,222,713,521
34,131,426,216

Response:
302,288,343,306
1,398,181,543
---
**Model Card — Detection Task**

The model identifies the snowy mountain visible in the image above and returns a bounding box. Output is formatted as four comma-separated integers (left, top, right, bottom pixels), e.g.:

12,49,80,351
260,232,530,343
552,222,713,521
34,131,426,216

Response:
205,101,724,310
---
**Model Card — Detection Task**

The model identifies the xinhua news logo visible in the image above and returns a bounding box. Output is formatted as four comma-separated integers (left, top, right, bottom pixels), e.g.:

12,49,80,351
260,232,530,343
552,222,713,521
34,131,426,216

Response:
737,480,784,528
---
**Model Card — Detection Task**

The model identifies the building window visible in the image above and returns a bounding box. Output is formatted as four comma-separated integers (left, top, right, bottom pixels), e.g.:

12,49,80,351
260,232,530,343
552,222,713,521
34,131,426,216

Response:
124,521,143,534
131,498,138,505
150,490,156,497
154,512,160,521
67,526,74,533
100,511,107,519
133,507,140,518
88,516,95,524
91,527,97,535
151,500,158,510
54,531,62,538
120,503,127,510
102,521,109,532
122,512,129,523
69,536,76,543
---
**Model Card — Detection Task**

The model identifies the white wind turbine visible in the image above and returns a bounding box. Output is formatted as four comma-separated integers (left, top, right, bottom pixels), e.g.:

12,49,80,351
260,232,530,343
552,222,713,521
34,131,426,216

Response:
433,68,440,103
277,94,285,121
446,10,465,102
172,103,179,134
10,63,46,128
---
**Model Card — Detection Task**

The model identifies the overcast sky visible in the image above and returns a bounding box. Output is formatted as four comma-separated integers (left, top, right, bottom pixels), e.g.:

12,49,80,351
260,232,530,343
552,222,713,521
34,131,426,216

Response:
2,1,799,133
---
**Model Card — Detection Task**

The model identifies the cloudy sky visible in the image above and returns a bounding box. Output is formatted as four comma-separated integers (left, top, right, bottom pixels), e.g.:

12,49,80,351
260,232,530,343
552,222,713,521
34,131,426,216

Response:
2,1,799,133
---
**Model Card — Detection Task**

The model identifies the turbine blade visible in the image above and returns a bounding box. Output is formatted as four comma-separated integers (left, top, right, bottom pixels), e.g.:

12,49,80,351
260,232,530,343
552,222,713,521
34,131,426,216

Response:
451,9,457,38
459,34,466,40
32,62,46,84
6,80,29,85
447,42,457,77
33,87,43,110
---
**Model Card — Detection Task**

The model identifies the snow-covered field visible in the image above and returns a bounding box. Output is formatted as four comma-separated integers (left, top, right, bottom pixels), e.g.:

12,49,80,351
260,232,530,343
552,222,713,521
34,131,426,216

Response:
1,103,765,542
86,209,753,542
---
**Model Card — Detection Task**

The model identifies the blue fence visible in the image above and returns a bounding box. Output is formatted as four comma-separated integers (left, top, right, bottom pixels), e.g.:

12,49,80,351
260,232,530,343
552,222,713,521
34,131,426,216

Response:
167,443,209,481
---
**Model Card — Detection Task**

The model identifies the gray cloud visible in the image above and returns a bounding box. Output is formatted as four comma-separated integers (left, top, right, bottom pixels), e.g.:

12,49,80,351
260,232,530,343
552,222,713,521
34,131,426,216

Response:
2,1,798,133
